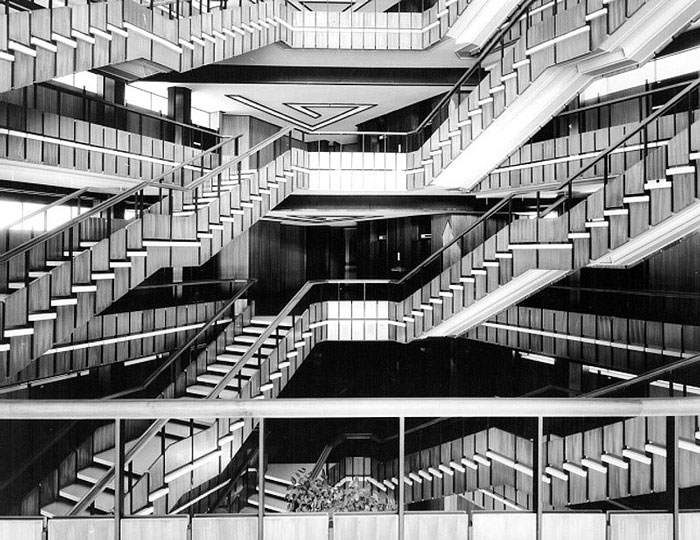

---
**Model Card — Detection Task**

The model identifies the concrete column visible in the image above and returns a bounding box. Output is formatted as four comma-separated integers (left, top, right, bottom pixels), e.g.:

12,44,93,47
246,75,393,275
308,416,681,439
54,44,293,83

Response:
167,86,192,145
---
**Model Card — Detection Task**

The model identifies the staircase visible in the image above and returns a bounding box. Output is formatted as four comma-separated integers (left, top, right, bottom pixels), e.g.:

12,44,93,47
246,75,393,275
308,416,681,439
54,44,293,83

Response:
29,315,293,517
374,415,700,510
411,100,700,339
413,0,700,191
243,463,312,514
0,0,474,94
0,131,303,384
124,98,700,510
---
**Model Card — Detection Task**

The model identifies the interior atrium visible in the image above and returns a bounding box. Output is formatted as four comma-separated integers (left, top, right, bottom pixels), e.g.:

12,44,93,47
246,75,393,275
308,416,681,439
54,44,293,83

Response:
1,0,700,538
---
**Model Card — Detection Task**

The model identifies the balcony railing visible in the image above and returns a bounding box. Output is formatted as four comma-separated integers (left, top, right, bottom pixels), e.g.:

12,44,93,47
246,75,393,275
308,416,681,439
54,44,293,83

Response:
0,396,698,539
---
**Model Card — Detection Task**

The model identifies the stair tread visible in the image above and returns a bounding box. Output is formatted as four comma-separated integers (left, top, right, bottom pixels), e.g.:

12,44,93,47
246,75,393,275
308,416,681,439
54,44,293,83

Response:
186,384,238,400
196,373,242,388
94,435,176,476
59,482,114,512
40,500,75,518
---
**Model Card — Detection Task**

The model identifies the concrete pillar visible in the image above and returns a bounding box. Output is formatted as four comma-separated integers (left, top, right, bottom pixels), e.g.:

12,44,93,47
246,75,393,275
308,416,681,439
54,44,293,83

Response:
168,86,192,145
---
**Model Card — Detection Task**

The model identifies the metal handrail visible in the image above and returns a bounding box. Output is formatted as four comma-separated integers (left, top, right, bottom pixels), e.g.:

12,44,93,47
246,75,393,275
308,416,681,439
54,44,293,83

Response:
0,280,255,495
0,187,89,231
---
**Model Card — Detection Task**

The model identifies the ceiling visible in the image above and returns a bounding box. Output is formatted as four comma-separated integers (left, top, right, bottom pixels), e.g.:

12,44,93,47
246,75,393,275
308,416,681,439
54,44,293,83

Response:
132,80,453,132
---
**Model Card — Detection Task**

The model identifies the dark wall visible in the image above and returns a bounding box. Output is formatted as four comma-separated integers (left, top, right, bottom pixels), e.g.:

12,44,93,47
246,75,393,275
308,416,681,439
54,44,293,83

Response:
525,231,700,324
249,221,307,314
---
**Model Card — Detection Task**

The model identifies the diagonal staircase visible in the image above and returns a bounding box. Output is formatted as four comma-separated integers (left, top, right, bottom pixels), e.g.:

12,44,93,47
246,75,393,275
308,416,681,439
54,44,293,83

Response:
25,314,294,517
0,128,304,384
0,0,476,94
410,0,700,191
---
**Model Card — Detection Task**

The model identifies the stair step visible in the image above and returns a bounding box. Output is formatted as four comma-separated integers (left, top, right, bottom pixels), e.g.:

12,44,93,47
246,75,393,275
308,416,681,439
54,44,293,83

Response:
585,220,609,228
51,297,78,307
645,179,672,190
234,335,280,346
91,272,116,280
28,270,50,278
72,284,97,293
251,317,293,328
94,435,177,475
196,373,242,388
40,500,74,518
8,282,25,289
622,194,650,204
4,327,34,338
186,384,237,400
603,208,628,217
225,343,274,355
163,420,207,439
28,311,57,322
109,260,132,268
127,250,148,257
247,493,287,513
46,260,66,267
207,362,252,376
59,482,114,513
215,353,243,364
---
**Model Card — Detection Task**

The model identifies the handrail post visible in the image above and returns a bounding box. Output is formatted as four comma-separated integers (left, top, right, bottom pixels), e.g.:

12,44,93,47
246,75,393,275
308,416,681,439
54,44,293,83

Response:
398,416,405,540
258,417,265,540
667,415,679,540
534,416,543,540
114,418,123,540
